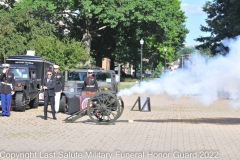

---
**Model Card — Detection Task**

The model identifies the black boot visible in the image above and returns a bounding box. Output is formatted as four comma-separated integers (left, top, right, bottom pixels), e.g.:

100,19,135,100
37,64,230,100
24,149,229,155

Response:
53,114,57,120
44,114,47,120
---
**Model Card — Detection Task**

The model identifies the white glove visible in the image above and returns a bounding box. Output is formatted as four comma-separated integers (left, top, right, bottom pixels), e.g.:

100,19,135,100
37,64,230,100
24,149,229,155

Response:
11,91,15,95
2,69,6,73
43,86,48,89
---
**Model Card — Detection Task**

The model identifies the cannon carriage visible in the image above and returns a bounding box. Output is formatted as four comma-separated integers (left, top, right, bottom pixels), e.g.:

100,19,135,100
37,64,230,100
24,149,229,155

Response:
63,83,124,125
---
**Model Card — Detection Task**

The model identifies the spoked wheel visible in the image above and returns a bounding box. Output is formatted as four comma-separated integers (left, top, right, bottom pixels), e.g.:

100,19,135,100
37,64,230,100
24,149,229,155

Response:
116,96,124,119
87,91,122,125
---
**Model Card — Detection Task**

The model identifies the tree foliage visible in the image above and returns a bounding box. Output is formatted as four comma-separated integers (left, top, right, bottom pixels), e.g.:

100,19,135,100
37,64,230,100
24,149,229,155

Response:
198,47,213,56
196,0,240,55
175,47,194,60
27,37,88,69
0,0,188,72
0,1,88,67
49,0,188,69
179,47,194,55
0,9,26,61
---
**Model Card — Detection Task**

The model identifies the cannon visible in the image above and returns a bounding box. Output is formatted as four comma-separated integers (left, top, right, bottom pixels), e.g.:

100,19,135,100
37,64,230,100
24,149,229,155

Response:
63,85,124,125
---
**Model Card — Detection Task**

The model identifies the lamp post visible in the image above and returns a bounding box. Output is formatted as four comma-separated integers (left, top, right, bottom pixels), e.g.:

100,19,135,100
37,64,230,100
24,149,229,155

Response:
140,39,144,82
164,48,167,71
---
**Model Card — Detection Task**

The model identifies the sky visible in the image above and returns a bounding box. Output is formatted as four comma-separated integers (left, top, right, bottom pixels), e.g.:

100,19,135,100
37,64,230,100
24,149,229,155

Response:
180,0,211,45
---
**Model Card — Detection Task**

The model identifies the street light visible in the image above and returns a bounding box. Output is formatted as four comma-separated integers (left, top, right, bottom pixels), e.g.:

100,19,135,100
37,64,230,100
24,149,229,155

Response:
140,39,144,82
164,48,167,71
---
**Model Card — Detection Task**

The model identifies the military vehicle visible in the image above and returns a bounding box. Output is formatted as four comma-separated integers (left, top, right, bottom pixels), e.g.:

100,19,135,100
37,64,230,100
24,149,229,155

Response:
0,54,55,111
59,67,120,113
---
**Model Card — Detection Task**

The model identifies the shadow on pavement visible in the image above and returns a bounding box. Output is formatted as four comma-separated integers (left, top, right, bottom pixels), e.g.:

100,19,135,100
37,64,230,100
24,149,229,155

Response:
36,115,57,120
63,119,125,125
133,117,240,125
36,115,45,120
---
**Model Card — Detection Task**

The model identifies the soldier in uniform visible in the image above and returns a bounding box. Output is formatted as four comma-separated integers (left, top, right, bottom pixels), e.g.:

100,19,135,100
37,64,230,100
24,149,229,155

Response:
43,70,56,120
0,64,15,117
52,65,64,113
82,69,98,92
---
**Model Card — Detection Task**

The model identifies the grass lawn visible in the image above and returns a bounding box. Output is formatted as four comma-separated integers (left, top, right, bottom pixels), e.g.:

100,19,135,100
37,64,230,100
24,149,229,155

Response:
120,84,133,90
123,77,155,82
119,77,155,90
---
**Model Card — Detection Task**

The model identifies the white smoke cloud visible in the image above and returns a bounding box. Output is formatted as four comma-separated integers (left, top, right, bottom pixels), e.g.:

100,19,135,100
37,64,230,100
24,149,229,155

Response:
118,36,240,106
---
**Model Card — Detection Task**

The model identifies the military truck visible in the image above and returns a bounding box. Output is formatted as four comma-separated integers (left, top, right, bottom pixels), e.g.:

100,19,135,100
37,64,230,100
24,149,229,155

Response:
59,67,119,113
0,55,55,111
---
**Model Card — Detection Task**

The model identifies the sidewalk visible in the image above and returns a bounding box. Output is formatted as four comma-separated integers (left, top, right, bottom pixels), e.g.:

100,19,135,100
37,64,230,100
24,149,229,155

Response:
0,94,239,159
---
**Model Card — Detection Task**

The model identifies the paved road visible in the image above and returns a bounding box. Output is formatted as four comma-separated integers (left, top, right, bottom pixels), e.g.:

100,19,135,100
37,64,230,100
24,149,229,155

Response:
0,94,240,160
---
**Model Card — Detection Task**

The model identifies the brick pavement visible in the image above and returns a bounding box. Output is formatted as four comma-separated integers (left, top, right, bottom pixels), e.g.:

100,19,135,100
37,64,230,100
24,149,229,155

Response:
0,94,240,160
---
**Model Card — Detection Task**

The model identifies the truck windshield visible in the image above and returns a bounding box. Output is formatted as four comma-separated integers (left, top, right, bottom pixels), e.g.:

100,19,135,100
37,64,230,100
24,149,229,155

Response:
0,68,28,79
68,71,87,81
95,72,111,82
12,68,29,79
67,71,111,82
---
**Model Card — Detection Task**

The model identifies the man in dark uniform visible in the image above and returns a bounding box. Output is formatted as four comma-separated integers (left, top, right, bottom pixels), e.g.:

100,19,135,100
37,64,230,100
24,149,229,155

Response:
0,64,15,117
52,65,64,113
43,70,56,120
82,69,98,92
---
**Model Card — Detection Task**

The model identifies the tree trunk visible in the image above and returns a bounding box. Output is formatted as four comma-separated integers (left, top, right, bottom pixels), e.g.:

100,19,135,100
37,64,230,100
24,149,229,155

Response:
95,52,102,68
110,57,115,70
82,32,92,65
133,66,137,78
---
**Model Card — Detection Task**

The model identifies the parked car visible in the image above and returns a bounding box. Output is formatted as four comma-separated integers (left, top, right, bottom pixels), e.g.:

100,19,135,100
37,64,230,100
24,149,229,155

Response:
145,71,153,77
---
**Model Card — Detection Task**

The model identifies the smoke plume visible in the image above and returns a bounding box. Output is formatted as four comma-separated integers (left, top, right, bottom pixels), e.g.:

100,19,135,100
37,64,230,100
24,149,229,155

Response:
118,36,240,106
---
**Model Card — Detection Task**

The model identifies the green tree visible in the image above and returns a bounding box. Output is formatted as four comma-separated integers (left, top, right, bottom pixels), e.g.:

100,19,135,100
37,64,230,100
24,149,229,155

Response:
196,0,240,54
27,37,89,69
173,47,194,66
50,0,188,69
198,47,213,57
0,1,88,67
106,0,188,71
0,9,26,62
154,62,163,78
176,47,194,58
1,0,188,71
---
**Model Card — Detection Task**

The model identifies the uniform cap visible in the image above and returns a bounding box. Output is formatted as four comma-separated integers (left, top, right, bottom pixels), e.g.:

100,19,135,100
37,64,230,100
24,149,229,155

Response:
53,65,59,69
2,64,10,67
88,69,94,73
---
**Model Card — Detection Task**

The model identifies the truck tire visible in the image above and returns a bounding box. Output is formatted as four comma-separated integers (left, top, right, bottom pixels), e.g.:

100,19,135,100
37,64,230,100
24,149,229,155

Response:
29,94,39,109
14,92,26,112
59,95,67,113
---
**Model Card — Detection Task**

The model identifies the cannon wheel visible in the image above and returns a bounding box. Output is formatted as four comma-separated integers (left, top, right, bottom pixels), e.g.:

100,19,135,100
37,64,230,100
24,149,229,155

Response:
116,96,124,119
87,91,123,125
